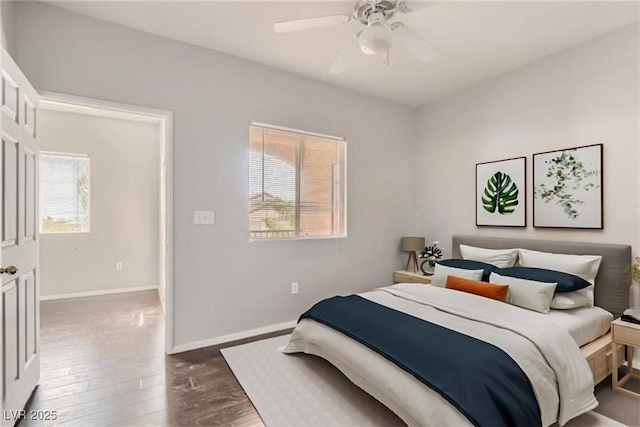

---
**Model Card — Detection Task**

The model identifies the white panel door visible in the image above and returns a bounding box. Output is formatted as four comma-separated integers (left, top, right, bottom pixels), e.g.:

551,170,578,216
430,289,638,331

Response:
1,48,40,425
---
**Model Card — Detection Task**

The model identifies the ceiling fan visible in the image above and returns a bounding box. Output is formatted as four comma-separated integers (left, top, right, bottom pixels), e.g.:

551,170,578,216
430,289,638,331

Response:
273,0,439,74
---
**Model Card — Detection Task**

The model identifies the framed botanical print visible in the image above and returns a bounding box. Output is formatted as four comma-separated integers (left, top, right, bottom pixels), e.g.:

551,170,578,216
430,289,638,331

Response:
533,144,603,229
476,157,526,227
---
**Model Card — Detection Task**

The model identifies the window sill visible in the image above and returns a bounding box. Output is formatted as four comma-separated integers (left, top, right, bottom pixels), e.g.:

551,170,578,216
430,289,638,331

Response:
40,231,91,235
249,234,347,243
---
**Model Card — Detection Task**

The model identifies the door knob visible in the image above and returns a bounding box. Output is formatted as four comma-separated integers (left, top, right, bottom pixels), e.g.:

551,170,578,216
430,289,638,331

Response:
0,265,18,275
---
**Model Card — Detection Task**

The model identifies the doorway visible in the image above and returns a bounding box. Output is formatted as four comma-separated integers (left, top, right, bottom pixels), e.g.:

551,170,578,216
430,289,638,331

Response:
38,92,174,353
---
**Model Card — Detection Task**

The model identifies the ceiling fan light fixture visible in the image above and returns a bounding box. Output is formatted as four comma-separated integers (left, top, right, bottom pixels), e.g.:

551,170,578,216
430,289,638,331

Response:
358,23,392,56
274,0,438,74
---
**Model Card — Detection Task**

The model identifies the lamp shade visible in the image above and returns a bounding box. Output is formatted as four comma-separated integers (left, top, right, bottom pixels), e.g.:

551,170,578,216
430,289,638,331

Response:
401,236,425,252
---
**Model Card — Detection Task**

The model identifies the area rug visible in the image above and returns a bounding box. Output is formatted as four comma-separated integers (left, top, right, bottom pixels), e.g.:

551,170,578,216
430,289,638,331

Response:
221,335,627,427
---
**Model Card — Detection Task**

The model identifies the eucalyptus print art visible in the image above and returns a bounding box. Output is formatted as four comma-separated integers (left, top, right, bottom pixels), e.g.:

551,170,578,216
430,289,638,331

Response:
536,150,599,219
533,144,603,229
476,157,526,227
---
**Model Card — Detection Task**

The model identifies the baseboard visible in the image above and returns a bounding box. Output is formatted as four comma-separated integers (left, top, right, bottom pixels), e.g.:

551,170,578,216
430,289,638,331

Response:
40,285,159,301
170,320,297,354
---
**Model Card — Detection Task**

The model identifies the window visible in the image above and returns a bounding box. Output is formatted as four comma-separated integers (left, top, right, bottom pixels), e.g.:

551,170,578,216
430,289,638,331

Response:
249,123,346,240
40,152,90,233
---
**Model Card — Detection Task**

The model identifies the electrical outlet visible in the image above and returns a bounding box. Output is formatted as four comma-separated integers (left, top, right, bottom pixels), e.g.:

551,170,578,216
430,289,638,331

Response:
115,262,123,271
194,211,215,225
291,282,299,295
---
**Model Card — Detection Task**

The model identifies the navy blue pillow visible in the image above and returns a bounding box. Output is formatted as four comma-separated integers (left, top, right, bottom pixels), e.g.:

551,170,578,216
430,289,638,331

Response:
437,259,497,282
496,267,591,293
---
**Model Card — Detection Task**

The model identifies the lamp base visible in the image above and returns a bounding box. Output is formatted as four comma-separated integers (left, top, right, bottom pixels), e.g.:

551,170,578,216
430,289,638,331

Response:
405,251,419,273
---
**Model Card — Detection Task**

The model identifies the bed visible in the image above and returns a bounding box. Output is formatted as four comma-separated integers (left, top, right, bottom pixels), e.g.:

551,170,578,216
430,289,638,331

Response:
282,235,631,427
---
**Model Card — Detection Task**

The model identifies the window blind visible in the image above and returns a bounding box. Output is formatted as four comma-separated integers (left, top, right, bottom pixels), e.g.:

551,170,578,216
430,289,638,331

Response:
249,124,346,240
40,153,90,233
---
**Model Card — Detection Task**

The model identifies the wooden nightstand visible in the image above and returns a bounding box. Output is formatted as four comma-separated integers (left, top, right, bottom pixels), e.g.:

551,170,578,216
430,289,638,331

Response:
393,270,432,285
581,332,624,386
612,317,640,399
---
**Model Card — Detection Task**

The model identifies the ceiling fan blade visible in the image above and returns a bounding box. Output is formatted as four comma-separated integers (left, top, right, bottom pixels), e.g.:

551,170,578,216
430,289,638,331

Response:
274,15,354,33
398,1,432,14
329,33,361,75
391,22,439,63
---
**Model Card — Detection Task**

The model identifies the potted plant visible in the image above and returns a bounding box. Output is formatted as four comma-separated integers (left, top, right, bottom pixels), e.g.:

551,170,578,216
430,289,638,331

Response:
625,257,640,312
419,241,443,276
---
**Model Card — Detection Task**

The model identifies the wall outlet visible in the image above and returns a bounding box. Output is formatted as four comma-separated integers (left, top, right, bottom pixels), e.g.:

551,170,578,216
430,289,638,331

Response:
115,262,123,271
291,282,299,295
194,211,215,225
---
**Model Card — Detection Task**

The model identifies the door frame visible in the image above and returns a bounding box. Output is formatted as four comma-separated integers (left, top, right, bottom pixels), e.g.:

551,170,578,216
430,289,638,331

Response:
38,91,175,353
1,47,4,421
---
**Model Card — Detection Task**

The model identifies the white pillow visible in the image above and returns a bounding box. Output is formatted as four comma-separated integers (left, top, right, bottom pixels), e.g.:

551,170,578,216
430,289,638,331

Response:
490,272,557,314
517,248,602,284
459,244,518,268
551,290,592,310
431,264,484,288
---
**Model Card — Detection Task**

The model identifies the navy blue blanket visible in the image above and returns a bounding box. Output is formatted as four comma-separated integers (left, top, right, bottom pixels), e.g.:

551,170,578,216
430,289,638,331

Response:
300,295,541,427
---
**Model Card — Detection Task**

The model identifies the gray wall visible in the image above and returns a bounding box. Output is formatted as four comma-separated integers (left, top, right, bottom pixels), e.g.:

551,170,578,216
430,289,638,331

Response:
38,109,160,297
415,23,639,257
1,0,17,58
16,2,417,347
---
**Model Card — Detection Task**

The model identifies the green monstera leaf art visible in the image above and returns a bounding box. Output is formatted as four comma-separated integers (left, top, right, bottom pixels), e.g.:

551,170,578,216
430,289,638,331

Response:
482,172,519,215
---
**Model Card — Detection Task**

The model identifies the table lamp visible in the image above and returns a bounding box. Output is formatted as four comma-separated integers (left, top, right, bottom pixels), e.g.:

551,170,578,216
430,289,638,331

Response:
401,236,425,273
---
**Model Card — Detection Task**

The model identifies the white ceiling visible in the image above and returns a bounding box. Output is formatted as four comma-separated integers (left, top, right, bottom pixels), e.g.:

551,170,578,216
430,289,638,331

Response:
46,1,639,107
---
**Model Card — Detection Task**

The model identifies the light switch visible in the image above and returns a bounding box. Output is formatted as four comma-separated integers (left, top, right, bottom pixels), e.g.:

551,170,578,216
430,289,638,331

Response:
194,211,215,225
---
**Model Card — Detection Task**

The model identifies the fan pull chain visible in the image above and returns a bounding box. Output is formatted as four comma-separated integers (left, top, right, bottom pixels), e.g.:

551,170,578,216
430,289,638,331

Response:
383,50,390,66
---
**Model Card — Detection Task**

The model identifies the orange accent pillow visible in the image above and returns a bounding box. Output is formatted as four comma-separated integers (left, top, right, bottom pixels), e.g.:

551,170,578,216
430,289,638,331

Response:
445,275,509,302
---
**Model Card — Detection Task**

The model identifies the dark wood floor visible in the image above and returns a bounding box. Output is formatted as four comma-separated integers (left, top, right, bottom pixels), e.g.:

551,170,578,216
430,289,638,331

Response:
24,290,266,426
23,290,640,427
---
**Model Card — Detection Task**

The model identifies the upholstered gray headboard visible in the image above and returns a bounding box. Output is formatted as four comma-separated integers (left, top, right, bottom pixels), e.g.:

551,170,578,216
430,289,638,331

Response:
452,235,631,318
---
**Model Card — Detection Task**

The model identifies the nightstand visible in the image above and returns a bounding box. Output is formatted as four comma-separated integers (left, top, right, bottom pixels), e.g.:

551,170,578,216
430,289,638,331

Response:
612,317,640,399
393,270,432,285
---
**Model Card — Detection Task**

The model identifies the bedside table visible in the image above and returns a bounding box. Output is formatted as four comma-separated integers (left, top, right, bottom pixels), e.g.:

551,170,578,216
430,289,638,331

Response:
612,317,640,399
393,270,432,285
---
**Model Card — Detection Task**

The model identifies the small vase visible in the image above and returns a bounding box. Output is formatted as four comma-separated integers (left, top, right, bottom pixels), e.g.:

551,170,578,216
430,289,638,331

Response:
420,260,436,276
630,282,640,311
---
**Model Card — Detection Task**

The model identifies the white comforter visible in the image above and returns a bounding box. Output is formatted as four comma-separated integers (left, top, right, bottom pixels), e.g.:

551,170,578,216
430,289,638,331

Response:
282,284,597,427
